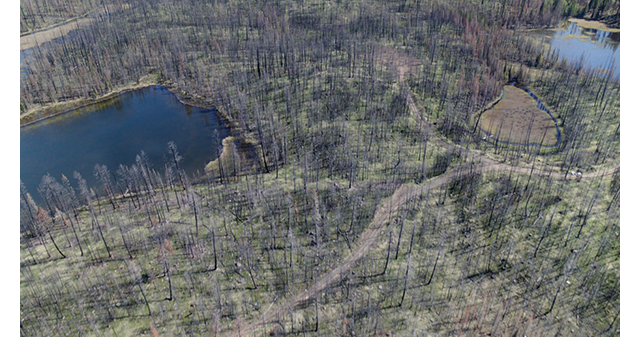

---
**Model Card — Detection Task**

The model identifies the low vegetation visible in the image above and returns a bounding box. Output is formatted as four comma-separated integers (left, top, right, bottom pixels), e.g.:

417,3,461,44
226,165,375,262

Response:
19,0,620,336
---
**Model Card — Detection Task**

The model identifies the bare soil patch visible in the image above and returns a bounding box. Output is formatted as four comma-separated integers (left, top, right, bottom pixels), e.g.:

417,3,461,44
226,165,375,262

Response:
20,17,94,50
20,4,128,50
378,46,421,82
478,85,559,147
569,18,620,33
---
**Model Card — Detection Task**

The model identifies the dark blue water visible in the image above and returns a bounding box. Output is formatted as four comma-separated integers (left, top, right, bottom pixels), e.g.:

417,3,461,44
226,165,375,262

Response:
531,21,620,79
21,86,229,200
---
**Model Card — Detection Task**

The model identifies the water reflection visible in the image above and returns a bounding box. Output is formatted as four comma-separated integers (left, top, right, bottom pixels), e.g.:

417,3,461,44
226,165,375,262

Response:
21,86,229,202
529,21,620,78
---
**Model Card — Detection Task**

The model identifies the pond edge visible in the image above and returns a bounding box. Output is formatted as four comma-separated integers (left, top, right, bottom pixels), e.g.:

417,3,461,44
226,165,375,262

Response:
20,77,259,176
471,82,563,150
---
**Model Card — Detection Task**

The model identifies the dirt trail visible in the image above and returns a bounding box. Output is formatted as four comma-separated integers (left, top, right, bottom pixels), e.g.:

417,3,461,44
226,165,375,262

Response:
406,89,450,150
224,154,617,336
223,52,619,336
20,4,127,50
405,83,619,179
21,16,94,51
226,171,458,336
480,157,619,179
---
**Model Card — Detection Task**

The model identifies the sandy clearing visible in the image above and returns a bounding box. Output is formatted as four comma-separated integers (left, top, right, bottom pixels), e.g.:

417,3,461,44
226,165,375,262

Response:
20,4,129,50
20,16,94,51
478,86,559,146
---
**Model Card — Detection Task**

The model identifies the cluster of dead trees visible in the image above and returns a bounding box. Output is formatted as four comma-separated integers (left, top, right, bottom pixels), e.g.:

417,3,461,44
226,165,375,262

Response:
260,163,619,336
20,137,399,335
20,0,619,335
20,0,618,171
566,0,620,24
20,149,619,335
20,0,106,33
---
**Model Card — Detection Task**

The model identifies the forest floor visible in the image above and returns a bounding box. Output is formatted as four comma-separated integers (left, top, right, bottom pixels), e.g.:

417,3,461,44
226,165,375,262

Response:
19,1,620,335
20,4,129,50
225,71,619,335
227,153,618,336
229,170,455,336
20,15,94,50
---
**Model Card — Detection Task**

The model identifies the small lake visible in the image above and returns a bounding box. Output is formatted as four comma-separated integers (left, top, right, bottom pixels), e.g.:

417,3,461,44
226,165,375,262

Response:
21,86,229,201
529,20,620,78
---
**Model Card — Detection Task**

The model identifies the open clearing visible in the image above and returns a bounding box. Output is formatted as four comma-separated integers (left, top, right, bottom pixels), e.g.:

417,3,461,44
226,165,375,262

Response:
478,85,559,146
20,4,128,50
20,17,93,50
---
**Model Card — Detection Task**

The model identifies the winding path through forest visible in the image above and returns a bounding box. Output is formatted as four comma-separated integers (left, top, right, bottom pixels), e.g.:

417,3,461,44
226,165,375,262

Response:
226,159,616,336
224,55,619,336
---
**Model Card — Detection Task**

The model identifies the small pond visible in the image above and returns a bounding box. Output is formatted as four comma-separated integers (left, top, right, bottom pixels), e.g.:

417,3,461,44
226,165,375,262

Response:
21,86,229,201
478,83,561,148
528,20,620,78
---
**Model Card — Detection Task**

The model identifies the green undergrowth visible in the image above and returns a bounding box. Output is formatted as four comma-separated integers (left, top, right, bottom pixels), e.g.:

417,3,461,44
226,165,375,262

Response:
280,169,619,336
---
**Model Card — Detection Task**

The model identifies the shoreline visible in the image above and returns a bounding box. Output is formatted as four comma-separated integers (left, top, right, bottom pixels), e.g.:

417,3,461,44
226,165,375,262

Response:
20,9,95,37
20,75,159,127
159,81,259,174
516,16,620,33
204,136,234,175
568,17,619,32
20,75,258,174
472,82,562,150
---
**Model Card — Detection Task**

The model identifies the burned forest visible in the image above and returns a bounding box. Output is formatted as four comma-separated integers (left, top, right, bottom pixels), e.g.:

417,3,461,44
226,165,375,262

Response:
19,0,620,336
